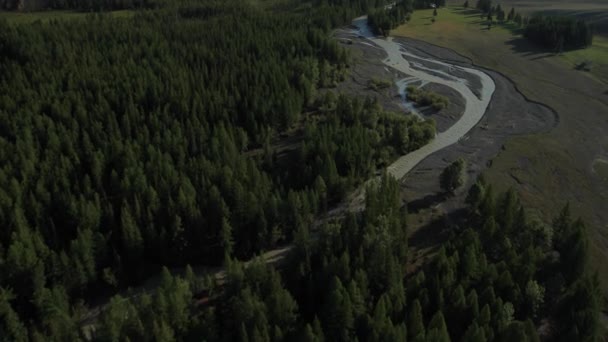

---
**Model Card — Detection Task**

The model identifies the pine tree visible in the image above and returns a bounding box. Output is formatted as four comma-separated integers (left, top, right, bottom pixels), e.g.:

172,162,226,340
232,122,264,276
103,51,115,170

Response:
426,311,450,342
120,202,144,272
408,299,425,340
507,8,515,21
0,289,28,342
323,277,354,341
440,158,465,195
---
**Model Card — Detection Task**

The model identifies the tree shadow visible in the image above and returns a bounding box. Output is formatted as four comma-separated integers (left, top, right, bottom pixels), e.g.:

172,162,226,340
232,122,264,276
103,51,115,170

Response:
408,207,469,252
408,215,448,252
453,8,479,16
407,192,446,213
505,37,555,59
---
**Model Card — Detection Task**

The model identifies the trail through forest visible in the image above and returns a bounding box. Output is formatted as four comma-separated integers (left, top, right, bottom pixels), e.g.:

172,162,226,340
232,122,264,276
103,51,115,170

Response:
82,15,497,334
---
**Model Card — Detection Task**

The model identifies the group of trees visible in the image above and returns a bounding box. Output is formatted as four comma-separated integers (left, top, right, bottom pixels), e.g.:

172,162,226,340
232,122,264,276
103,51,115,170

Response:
367,0,414,36
475,0,522,25
440,158,465,195
0,0,440,338
406,85,450,110
473,0,593,50
524,15,594,50
0,0,152,11
475,0,492,14
282,93,435,204
80,174,601,341
0,0,601,340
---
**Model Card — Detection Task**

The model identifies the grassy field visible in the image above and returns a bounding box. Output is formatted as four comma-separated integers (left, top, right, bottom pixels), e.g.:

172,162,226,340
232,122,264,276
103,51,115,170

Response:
0,9,134,24
393,7,608,84
447,0,608,35
393,6,608,295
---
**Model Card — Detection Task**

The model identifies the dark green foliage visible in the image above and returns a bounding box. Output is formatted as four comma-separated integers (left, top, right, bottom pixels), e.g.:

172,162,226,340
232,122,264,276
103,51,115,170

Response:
524,15,594,50
368,78,392,90
507,8,515,22
86,177,600,341
440,158,465,194
408,299,425,339
406,85,449,110
0,0,408,338
368,0,414,36
495,4,505,21
289,94,434,202
0,0,599,340
463,0,469,8
475,0,492,13
0,0,152,11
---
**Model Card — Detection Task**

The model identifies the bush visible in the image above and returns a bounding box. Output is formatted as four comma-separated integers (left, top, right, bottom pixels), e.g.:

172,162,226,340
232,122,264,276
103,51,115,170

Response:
406,85,449,110
368,78,393,90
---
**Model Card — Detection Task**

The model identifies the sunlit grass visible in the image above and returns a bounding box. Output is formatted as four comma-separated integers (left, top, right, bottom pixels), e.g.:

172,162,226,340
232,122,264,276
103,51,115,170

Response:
393,6,608,83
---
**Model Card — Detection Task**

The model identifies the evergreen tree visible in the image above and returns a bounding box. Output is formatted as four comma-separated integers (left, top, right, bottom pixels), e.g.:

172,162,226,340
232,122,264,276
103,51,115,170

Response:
440,158,465,195
507,8,515,21
408,299,425,340
426,311,450,342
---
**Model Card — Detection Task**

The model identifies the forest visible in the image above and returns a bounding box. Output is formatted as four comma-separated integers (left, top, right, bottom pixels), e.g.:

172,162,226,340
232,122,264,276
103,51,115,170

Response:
64,176,600,341
0,0,601,340
0,0,151,10
524,14,594,50
367,0,413,36
473,0,593,50
0,0,436,339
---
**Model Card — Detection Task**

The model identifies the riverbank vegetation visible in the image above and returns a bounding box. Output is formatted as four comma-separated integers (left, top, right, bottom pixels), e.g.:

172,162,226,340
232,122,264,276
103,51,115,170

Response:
407,85,450,110
368,0,413,36
524,15,594,50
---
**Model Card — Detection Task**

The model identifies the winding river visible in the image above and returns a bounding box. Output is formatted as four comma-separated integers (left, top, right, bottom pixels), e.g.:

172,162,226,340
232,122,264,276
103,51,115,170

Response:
351,16,496,180
81,17,497,334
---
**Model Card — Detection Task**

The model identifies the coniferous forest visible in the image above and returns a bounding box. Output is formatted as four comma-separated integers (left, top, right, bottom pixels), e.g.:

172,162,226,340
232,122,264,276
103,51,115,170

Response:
524,14,594,50
0,0,602,340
